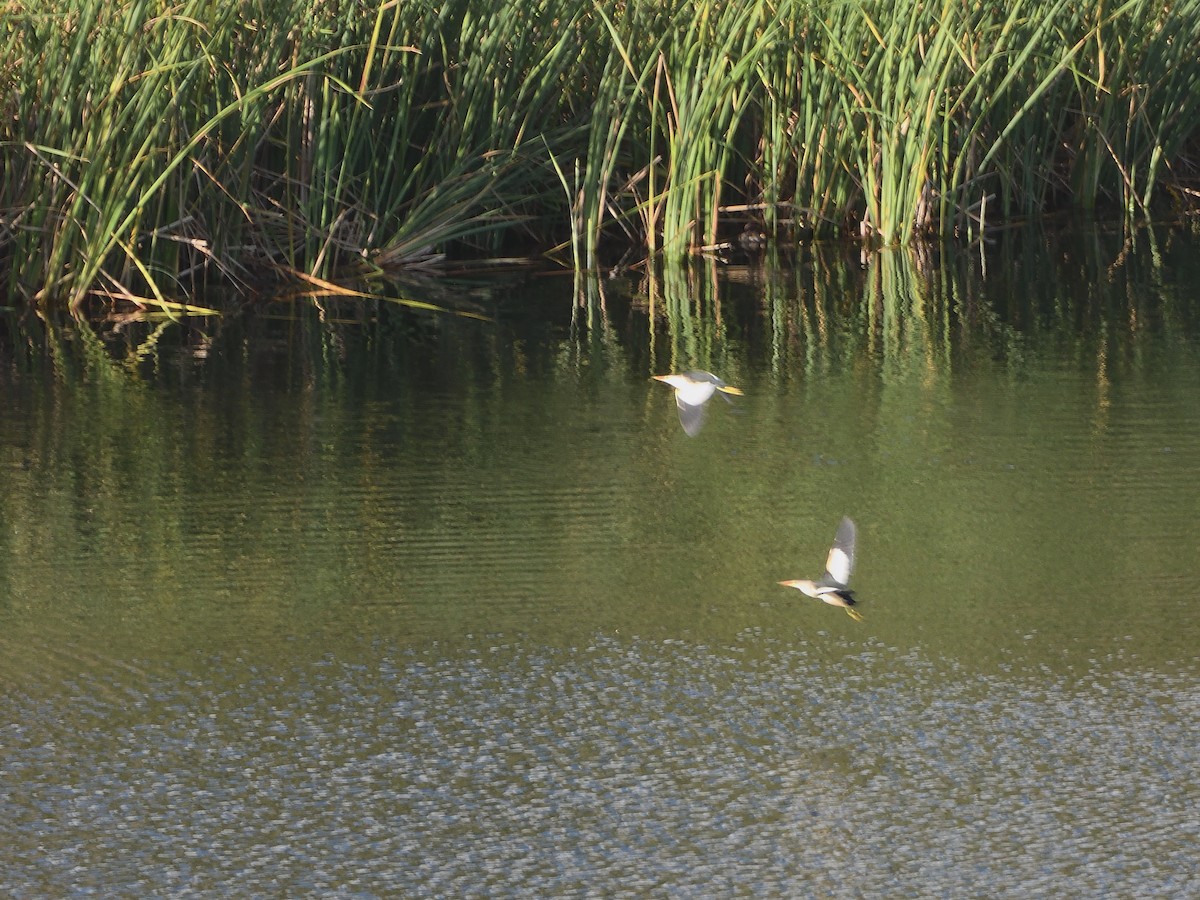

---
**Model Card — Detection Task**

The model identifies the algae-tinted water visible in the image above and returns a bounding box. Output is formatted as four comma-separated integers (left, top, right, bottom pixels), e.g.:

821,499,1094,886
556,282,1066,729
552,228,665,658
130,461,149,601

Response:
2,232,1198,895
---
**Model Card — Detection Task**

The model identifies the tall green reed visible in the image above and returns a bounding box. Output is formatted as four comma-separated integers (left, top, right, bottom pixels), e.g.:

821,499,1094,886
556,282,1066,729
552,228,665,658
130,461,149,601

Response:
2,0,1197,313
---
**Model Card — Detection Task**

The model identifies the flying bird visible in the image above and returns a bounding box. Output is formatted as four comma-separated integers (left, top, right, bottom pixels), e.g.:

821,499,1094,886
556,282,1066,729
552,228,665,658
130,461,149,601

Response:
652,370,744,436
778,516,863,622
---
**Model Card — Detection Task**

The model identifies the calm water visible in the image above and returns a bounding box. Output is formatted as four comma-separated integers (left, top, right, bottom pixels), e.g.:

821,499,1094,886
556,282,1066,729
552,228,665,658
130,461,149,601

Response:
2,230,1199,896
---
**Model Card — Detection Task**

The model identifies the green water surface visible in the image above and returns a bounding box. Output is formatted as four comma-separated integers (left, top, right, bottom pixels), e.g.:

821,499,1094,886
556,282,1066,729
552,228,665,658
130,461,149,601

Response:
1,229,1197,895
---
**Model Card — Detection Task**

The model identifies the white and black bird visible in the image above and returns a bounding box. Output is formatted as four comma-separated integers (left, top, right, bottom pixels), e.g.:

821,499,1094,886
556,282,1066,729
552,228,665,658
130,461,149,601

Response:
652,371,744,436
778,516,863,622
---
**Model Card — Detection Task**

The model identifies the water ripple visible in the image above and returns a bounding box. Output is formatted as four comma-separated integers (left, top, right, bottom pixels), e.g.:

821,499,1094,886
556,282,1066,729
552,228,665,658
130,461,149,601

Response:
1,636,1196,897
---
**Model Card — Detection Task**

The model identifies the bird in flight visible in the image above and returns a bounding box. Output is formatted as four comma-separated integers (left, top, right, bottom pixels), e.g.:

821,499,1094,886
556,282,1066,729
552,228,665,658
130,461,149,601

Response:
652,370,744,436
778,516,863,622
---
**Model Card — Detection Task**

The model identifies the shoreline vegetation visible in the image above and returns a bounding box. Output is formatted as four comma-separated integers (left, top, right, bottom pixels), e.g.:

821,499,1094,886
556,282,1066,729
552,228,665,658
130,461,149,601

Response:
2,0,1199,315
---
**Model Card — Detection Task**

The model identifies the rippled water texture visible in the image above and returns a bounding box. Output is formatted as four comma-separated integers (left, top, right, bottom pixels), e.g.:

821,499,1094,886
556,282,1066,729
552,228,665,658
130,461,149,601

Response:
2,231,1199,894
2,637,1197,897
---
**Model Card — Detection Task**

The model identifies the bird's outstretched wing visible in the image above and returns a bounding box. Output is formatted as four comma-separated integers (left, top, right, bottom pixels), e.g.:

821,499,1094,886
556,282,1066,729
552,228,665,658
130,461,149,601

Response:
675,398,708,437
687,370,744,400
715,386,743,405
823,516,856,587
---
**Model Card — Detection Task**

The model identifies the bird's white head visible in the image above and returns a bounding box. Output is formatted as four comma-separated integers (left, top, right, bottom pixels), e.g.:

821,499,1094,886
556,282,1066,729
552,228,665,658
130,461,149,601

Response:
652,374,691,390
777,578,820,598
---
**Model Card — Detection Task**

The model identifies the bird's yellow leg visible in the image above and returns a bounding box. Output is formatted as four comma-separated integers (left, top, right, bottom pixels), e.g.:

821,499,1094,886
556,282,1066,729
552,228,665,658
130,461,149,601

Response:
845,608,864,623
718,386,744,396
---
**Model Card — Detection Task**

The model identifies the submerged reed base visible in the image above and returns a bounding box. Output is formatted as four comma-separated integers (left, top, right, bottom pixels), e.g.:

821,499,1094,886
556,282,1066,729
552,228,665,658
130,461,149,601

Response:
2,0,1198,315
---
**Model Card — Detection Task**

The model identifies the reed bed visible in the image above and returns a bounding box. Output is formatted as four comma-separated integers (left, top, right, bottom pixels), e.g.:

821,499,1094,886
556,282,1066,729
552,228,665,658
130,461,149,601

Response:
2,0,1198,313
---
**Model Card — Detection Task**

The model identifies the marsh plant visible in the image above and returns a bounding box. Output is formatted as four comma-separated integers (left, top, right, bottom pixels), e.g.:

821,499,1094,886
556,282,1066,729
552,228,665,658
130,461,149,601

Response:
2,0,1198,312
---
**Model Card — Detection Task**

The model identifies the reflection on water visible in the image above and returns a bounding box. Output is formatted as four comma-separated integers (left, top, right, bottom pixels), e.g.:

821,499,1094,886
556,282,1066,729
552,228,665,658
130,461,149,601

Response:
2,226,1199,893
